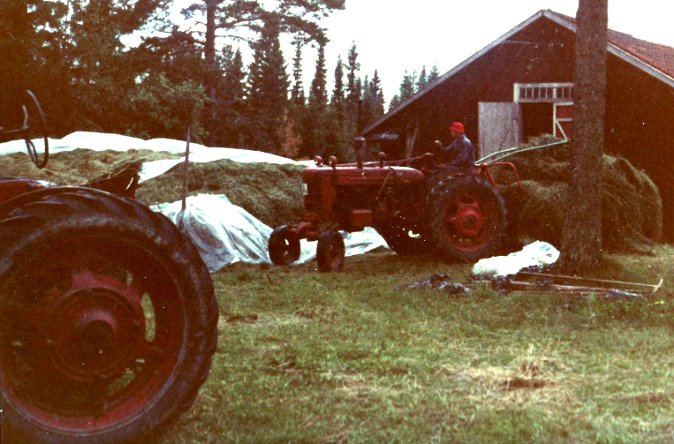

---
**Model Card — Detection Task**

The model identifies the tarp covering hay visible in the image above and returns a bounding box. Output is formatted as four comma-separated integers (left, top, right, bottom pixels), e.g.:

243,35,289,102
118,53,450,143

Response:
136,160,305,229
499,140,662,254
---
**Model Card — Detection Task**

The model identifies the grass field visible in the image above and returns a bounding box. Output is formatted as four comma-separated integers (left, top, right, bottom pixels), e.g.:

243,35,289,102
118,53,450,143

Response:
161,245,674,443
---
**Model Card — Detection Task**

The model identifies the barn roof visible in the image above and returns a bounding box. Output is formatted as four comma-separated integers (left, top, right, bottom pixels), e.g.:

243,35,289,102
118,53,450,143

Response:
363,9,674,137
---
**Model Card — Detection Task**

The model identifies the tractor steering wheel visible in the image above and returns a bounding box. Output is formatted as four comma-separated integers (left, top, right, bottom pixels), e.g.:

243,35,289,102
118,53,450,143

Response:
22,90,49,169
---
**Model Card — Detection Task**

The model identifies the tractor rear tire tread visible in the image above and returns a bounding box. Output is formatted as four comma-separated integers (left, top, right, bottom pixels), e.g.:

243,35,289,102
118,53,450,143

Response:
429,175,507,261
0,190,218,444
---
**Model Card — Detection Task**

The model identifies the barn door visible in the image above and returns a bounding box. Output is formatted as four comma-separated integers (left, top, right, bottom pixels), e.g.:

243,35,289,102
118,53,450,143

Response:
478,102,522,160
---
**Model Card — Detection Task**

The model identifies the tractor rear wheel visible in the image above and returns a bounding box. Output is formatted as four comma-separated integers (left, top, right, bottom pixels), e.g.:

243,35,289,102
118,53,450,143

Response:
429,175,507,261
0,190,218,443
316,230,345,272
268,225,301,265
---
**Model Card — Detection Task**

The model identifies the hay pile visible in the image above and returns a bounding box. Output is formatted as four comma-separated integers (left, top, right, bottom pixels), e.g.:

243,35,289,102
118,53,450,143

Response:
136,160,305,228
0,148,180,186
499,140,662,254
0,149,305,229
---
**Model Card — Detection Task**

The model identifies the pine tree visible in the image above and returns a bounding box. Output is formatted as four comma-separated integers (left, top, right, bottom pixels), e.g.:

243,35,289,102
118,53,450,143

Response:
244,16,290,153
184,0,344,143
560,0,608,272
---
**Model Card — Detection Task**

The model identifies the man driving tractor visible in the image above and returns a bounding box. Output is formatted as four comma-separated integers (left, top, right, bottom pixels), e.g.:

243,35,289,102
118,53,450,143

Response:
435,121,476,168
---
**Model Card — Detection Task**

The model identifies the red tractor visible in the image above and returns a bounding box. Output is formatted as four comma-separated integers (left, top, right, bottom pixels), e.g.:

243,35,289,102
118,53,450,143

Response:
269,137,519,272
0,91,218,443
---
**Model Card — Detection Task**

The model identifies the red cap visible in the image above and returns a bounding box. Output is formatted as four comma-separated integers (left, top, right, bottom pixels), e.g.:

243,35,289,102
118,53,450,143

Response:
449,122,465,133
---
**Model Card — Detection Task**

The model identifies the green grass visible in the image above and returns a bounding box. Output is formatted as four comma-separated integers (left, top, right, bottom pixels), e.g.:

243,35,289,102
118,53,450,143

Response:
163,246,674,443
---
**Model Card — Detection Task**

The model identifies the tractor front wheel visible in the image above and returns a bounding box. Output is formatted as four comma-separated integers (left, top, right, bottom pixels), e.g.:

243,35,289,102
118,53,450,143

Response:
268,224,301,265
0,190,218,443
429,175,507,261
377,224,428,255
316,230,345,272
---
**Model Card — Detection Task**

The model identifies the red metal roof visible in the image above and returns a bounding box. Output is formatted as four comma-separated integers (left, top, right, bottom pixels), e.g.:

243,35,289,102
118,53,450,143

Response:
607,30,674,78
549,10,674,78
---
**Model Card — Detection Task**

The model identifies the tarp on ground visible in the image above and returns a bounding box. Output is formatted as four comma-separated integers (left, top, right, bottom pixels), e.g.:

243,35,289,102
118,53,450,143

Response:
153,194,388,272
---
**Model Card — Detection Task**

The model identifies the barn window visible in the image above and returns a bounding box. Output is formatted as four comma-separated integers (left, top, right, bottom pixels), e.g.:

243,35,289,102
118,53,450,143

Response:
514,82,574,139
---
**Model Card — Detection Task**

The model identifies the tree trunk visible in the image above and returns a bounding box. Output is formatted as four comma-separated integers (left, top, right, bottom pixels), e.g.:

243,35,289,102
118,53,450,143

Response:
560,0,608,273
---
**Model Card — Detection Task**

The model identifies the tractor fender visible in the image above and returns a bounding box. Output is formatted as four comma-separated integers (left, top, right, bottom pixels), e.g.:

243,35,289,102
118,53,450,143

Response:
0,185,124,219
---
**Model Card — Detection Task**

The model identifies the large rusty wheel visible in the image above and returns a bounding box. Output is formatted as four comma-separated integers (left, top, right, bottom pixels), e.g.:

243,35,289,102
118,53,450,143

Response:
316,230,345,272
268,224,301,265
0,190,218,443
429,175,507,261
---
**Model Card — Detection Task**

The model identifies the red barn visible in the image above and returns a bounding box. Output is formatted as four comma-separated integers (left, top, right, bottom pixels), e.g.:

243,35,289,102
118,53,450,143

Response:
362,10,674,238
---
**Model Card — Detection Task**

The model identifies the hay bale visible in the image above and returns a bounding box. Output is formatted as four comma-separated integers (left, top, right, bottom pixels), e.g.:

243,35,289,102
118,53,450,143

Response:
501,146,662,254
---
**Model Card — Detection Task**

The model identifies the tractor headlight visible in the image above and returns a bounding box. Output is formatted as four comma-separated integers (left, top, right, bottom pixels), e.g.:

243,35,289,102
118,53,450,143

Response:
302,182,308,196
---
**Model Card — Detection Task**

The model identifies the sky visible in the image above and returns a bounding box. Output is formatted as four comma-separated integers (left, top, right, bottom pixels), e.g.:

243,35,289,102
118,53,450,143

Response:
169,0,674,105
315,0,674,103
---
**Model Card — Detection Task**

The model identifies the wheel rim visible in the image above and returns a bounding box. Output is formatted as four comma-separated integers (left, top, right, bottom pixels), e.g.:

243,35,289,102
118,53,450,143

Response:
0,236,185,431
441,189,498,253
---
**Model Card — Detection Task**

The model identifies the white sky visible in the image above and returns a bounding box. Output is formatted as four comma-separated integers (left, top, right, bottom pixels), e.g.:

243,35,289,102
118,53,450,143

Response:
316,0,674,103
169,0,673,104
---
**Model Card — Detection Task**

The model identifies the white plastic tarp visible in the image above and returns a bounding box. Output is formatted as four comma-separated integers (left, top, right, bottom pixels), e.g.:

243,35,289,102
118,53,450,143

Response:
153,194,388,272
471,241,560,278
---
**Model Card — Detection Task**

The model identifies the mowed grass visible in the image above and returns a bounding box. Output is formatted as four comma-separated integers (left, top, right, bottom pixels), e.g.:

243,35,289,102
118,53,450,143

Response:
164,246,674,443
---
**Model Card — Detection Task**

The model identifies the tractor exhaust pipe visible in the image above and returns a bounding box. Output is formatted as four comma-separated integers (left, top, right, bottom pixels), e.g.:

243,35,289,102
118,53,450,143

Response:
354,136,366,169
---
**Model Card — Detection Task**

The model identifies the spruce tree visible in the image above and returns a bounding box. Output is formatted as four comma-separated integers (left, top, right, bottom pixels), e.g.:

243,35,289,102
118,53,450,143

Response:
389,70,417,110
417,65,428,91
428,64,440,83
345,42,361,136
290,36,306,116
326,55,347,155
244,16,290,153
303,41,328,157
287,36,306,156
213,46,246,147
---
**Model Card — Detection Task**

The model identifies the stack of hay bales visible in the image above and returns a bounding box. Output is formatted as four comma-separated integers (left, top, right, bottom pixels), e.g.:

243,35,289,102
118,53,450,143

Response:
499,138,662,253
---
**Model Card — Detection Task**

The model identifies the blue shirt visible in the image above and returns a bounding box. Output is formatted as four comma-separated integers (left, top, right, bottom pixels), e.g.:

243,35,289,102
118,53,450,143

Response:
440,134,475,168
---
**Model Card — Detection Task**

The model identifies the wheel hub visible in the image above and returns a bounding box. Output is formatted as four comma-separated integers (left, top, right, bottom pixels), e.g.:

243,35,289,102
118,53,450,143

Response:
47,271,145,383
454,202,485,237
